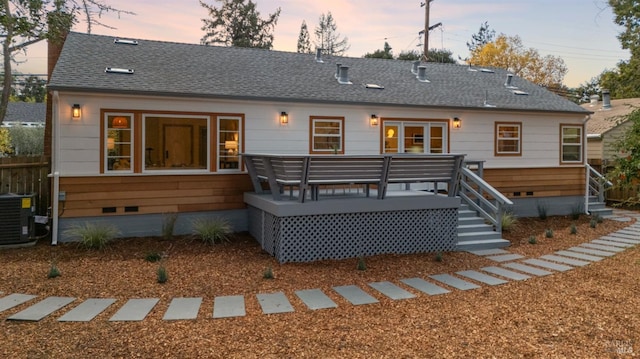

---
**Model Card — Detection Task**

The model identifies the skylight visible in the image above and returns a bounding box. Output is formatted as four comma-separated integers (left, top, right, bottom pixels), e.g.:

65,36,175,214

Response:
105,67,134,74
365,84,384,90
114,38,138,45
513,90,529,95
480,68,495,73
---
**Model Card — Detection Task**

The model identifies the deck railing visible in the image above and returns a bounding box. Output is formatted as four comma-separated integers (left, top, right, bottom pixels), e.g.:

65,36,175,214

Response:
458,166,513,233
243,153,465,203
586,163,612,204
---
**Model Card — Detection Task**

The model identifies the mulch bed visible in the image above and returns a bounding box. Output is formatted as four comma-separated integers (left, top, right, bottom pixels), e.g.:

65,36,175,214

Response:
0,214,638,358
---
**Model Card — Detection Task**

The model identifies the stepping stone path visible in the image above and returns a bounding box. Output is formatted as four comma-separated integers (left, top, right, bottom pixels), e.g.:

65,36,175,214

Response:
1,210,638,323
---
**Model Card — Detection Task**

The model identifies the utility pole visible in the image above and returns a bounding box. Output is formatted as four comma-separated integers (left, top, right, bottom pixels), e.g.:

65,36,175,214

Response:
422,1,431,61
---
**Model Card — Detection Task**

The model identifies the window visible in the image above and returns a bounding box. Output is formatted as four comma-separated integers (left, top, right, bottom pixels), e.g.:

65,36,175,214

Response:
495,122,521,156
310,116,344,154
105,113,133,172
383,121,447,154
561,125,583,163
143,115,209,171
217,116,242,170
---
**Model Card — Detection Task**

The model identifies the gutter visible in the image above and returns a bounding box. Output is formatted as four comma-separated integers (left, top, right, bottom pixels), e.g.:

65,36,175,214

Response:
583,114,591,215
50,91,60,245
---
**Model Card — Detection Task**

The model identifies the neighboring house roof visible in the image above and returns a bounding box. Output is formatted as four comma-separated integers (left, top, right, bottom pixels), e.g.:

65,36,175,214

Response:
2,102,46,127
583,98,640,136
49,32,589,115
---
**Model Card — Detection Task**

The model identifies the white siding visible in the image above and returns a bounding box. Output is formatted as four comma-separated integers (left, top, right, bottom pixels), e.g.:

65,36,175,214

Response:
54,92,587,175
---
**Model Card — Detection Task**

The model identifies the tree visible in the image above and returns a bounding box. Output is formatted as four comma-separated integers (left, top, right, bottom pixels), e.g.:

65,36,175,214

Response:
0,0,133,125
7,126,44,155
200,0,280,49
15,75,47,102
466,21,495,53
0,128,11,155
469,34,568,87
607,108,640,204
396,50,421,61
296,20,311,53
314,12,349,56
363,42,393,59
425,48,455,63
609,0,640,57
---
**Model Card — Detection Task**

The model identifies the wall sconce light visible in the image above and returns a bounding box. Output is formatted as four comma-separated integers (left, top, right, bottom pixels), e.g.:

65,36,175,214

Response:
72,104,81,119
280,111,289,125
452,117,461,129
370,114,379,126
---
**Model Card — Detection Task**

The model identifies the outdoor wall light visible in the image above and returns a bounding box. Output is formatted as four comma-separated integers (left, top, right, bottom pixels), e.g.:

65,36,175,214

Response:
452,117,461,129
280,111,289,125
72,104,81,119
370,114,379,126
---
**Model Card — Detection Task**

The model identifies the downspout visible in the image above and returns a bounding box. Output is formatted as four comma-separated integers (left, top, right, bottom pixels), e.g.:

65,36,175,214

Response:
583,114,591,215
51,90,60,245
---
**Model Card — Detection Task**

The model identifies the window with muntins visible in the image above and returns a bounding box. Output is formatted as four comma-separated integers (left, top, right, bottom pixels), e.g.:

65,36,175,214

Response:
561,125,582,163
495,122,521,156
383,121,447,154
310,117,344,154
218,116,241,170
105,113,133,172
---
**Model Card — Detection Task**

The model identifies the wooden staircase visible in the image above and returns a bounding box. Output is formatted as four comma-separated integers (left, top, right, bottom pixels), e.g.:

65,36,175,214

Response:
456,204,510,251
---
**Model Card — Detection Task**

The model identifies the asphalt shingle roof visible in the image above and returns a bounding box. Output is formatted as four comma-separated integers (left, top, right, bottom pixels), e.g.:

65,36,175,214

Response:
4,102,46,123
583,98,640,136
48,32,589,115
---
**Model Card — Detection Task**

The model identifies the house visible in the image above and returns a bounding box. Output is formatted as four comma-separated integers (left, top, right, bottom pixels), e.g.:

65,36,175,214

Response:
583,95,640,171
47,32,596,256
1,102,46,128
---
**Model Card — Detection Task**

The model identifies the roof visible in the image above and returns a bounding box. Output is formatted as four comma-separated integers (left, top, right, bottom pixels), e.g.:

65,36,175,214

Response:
4,102,46,123
49,32,589,115
583,98,640,136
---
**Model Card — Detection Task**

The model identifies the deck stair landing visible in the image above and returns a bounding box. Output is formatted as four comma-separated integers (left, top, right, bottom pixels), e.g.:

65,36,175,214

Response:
456,204,510,251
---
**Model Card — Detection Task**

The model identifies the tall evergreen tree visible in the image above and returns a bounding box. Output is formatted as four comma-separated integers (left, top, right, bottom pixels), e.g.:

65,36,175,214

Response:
467,21,495,53
296,20,311,53
363,42,393,59
200,0,280,49
313,12,349,56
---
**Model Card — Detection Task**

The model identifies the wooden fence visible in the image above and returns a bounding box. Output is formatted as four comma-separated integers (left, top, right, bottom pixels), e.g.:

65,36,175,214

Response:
0,155,50,214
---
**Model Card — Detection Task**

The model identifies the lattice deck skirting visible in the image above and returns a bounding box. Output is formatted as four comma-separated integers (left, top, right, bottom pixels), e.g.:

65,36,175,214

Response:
246,192,459,263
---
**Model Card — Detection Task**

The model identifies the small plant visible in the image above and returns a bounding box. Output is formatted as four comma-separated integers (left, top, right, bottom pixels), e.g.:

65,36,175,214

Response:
528,236,537,244
145,251,162,262
191,217,232,244
434,251,443,262
569,223,577,235
570,202,583,220
47,261,61,279
500,211,518,232
594,214,604,223
536,201,548,220
545,228,554,238
590,218,598,228
157,264,168,284
356,256,367,271
64,222,120,250
263,266,274,279
161,212,178,241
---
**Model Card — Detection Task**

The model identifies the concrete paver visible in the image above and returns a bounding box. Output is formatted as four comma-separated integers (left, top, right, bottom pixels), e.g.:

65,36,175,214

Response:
430,274,480,290
400,278,450,295
0,293,37,313
213,295,245,318
295,289,337,310
58,298,116,322
480,266,531,281
456,270,508,286
109,298,159,322
163,297,202,320
333,285,379,305
257,292,294,314
368,281,416,300
8,296,75,321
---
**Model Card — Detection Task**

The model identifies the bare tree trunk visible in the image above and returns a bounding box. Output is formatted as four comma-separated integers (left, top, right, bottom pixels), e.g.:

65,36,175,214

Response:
0,0,14,126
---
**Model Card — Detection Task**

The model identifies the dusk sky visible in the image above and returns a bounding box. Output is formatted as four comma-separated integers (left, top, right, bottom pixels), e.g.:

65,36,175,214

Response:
16,0,629,87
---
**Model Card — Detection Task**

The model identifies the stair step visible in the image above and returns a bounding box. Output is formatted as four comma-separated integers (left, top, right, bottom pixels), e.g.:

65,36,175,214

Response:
458,209,478,218
458,231,502,241
457,223,494,233
458,216,486,226
455,238,510,251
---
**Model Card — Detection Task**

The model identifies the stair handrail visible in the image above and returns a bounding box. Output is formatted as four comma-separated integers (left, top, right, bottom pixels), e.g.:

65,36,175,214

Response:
586,164,613,204
458,167,513,233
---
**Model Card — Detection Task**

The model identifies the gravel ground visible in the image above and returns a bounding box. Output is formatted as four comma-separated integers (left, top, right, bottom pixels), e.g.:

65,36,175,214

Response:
0,214,638,358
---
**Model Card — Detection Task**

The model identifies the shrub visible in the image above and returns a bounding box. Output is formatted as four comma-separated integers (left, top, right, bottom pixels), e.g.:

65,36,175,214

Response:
145,251,162,262
536,201,548,220
528,236,537,244
263,267,274,279
64,222,120,250
161,212,178,241
501,212,518,232
570,202,583,220
157,264,168,284
434,251,443,262
545,228,554,238
570,223,577,235
356,256,367,271
48,261,61,279
590,218,598,228
191,217,232,244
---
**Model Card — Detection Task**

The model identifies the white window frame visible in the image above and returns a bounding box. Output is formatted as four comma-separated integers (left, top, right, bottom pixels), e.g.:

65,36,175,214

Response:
310,117,344,154
382,121,448,154
560,124,583,164
217,115,243,172
104,112,134,174
495,122,522,156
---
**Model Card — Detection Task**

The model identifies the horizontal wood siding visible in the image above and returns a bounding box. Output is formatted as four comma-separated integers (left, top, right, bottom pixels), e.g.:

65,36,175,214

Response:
59,174,253,218
484,167,585,198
